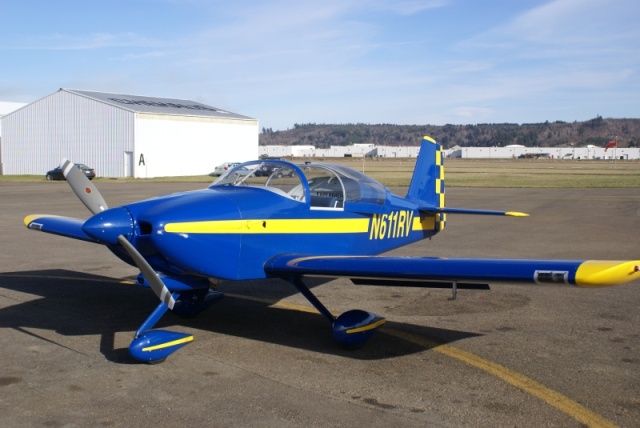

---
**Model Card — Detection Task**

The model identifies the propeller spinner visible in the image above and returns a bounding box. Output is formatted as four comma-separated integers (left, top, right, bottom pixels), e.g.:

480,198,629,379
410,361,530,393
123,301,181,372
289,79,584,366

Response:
62,159,175,310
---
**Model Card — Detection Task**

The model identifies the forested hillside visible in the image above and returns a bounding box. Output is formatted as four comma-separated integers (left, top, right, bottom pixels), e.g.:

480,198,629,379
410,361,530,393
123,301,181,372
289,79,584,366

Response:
259,117,640,149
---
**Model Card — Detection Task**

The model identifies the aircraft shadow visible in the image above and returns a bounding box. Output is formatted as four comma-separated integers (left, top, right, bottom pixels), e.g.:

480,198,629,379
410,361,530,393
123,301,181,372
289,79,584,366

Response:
0,270,481,364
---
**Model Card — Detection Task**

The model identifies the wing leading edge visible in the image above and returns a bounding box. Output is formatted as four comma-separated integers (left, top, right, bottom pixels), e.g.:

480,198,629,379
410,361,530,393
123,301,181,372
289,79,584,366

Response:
24,215,97,243
264,254,640,287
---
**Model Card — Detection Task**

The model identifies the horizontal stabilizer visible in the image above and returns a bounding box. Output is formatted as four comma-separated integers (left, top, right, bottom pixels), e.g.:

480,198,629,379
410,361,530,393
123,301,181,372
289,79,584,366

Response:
24,214,97,243
265,254,640,287
418,205,529,217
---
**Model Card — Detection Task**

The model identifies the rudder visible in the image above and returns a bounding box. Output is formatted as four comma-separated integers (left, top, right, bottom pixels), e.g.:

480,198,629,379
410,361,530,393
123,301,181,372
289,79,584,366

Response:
406,136,446,230
406,136,444,208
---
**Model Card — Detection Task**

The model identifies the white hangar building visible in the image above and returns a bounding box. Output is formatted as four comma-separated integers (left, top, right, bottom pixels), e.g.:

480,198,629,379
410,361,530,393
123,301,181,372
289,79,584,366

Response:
0,89,258,178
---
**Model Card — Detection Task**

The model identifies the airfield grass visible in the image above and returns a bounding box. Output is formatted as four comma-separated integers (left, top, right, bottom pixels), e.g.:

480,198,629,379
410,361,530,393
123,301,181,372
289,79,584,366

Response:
302,157,640,188
2,158,639,188
360,158,640,188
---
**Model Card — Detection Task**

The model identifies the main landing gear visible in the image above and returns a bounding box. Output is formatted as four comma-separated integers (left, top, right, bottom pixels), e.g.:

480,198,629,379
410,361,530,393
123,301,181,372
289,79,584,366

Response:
289,277,386,348
129,275,385,363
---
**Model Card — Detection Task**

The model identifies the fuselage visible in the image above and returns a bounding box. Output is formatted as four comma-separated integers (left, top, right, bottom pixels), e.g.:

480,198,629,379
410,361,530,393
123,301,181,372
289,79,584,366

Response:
118,160,442,280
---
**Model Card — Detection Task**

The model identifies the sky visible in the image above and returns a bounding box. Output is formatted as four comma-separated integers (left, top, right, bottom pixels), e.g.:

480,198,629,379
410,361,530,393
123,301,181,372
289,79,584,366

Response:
1,0,638,130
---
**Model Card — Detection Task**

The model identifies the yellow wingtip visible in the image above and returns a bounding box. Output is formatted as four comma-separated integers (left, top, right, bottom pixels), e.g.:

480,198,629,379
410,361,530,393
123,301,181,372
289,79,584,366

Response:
575,260,640,287
24,214,44,227
24,214,64,227
505,212,529,217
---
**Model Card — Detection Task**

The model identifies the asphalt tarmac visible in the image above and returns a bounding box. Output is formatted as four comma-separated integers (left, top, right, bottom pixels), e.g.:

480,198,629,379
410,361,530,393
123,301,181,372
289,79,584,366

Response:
1,181,639,427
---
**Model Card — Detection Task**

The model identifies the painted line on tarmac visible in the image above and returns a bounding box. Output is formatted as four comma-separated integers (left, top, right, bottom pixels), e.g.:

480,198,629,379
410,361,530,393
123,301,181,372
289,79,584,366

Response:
0,273,136,285
385,329,617,428
1,274,616,428
248,295,617,428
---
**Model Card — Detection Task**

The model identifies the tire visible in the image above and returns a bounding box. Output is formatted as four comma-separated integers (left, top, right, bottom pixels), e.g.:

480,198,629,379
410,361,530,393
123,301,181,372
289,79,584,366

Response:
46,174,53,180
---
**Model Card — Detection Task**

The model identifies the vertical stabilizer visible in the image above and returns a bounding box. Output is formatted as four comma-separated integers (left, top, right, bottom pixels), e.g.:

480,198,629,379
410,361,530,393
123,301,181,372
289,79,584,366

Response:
406,136,446,230
406,136,444,207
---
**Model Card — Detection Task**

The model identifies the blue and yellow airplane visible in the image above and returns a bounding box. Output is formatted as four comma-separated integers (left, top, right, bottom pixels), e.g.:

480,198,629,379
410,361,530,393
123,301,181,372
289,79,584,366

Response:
24,137,640,362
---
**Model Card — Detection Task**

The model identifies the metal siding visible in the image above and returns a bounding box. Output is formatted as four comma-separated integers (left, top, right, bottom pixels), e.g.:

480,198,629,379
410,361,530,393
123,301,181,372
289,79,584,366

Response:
67,89,254,120
2,89,134,177
135,115,258,178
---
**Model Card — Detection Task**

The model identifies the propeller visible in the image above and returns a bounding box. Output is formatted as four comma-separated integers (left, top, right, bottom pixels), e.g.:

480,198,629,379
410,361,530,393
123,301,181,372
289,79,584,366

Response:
62,158,176,310
61,159,108,214
117,235,176,310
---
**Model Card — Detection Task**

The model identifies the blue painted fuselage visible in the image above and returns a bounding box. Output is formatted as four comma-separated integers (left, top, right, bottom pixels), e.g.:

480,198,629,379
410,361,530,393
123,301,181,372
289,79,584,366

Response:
121,185,440,280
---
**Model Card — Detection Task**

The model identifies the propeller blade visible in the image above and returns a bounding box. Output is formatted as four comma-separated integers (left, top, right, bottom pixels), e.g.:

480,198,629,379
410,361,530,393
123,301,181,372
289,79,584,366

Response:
117,235,176,310
62,159,108,214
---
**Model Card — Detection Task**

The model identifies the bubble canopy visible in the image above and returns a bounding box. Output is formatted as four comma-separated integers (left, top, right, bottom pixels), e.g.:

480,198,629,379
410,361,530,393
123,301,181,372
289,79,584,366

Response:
211,160,387,209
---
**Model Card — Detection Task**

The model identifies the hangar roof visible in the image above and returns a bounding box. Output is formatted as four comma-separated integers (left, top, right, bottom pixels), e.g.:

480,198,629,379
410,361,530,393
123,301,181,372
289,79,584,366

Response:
64,88,254,120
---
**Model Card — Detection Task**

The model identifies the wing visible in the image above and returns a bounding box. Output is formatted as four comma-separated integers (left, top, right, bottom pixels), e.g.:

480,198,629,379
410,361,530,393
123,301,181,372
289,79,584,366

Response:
24,214,98,243
265,254,640,287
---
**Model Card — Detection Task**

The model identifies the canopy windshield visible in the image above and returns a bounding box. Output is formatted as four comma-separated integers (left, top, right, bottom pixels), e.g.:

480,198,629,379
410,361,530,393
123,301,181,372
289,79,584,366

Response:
211,160,387,209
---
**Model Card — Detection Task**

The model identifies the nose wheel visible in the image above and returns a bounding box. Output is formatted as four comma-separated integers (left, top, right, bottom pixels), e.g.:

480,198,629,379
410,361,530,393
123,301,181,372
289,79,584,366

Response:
129,288,224,363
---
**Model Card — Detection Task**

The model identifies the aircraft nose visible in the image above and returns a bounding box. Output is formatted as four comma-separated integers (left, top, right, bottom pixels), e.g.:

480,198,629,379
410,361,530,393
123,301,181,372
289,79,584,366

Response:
82,206,134,244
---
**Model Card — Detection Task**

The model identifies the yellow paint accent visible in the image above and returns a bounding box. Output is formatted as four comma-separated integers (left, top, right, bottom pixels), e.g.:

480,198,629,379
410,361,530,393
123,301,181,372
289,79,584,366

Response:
0,272,136,286
346,318,386,334
237,294,617,428
368,210,415,240
23,214,67,226
435,148,446,231
24,215,39,226
387,330,618,428
165,218,370,234
437,213,447,232
423,135,436,143
412,215,436,231
142,335,194,352
575,260,640,287
2,273,616,427
505,211,530,217
226,293,321,314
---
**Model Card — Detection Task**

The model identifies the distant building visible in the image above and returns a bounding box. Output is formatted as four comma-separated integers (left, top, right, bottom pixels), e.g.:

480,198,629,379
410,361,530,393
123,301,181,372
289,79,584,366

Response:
260,144,640,160
1,89,258,177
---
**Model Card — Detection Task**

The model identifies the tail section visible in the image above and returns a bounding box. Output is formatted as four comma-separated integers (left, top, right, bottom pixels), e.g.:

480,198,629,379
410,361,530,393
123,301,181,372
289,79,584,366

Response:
406,136,444,207
407,136,529,221
406,136,446,230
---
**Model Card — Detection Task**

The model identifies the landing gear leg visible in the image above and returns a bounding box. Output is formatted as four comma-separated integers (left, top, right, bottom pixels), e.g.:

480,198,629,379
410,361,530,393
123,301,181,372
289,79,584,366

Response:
289,277,386,348
290,277,335,322
128,286,223,363
128,294,194,363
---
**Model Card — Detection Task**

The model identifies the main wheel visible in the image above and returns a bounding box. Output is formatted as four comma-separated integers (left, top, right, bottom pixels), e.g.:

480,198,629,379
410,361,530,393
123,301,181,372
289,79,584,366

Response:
332,310,386,348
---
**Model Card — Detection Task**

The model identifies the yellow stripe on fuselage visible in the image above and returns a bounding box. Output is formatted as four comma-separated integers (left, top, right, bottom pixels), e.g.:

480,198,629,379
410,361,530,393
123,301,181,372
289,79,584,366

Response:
165,211,441,236
164,218,371,234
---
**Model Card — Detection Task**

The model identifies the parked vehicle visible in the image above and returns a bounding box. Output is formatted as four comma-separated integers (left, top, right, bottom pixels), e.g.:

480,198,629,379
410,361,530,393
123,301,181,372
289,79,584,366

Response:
253,163,295,178
210,162,240,177
46,164,96,180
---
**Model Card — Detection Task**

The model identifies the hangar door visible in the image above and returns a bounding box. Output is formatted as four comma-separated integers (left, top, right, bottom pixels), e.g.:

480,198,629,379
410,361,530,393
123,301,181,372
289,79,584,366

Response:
124,152,134,177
